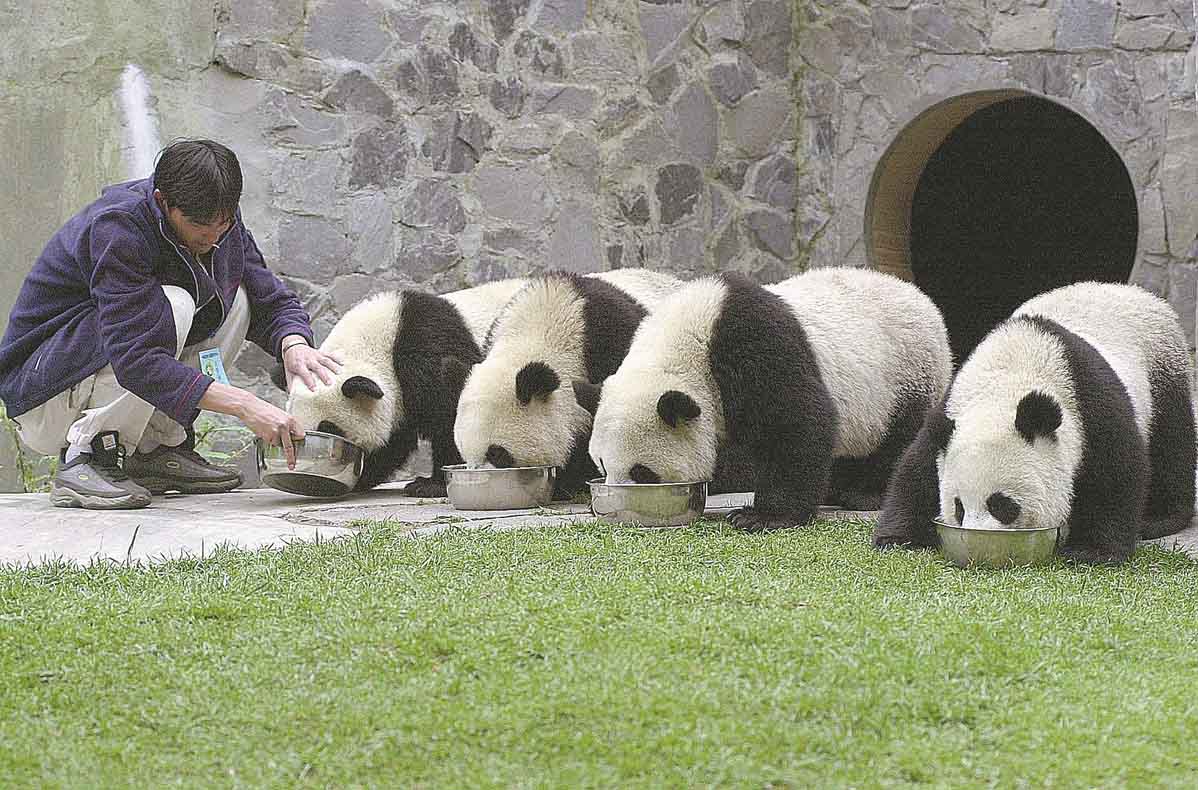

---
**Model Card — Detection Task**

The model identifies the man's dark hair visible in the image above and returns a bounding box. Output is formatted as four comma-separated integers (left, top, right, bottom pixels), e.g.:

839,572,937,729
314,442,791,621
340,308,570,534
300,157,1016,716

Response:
152,139,242,225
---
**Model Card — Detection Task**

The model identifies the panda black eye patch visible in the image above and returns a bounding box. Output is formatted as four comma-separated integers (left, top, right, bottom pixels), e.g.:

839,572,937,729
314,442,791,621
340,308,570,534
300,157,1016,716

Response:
954,497,964,525
986,492,1021,525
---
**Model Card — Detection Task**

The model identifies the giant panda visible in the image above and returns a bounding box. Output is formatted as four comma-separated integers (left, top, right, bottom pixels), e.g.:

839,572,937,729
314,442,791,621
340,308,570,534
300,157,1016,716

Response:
586,268,952,531
280,278,528,497
873,281,1196,565
451,268,682,497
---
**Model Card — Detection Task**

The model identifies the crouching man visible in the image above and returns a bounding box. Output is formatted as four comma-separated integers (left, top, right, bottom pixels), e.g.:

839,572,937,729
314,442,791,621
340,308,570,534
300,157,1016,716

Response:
0,140,342,509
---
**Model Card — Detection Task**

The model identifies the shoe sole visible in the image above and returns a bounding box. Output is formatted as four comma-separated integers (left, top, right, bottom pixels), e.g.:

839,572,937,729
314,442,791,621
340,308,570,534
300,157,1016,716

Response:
131,476,242,496
50,485,151,510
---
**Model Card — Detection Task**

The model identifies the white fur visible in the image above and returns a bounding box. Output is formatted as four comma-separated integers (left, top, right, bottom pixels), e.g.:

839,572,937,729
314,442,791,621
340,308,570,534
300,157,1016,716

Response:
768,268,951,457
287,292,402,452
940,320,1082,535
590,278,729,483
586,268,681,310
590,268,952,483
286,280,525,453
454,277,593,468
940,282,1188,536
442,278,528,347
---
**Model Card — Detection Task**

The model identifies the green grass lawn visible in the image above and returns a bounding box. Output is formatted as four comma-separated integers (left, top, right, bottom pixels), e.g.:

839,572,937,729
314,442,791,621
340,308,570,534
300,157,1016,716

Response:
2,517,1198,788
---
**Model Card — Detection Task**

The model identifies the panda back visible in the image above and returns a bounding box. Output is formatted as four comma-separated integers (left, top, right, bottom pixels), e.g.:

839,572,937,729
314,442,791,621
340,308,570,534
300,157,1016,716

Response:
442,278,528,349
1013,282,1189,439
586,268,682,311
768,268,952,458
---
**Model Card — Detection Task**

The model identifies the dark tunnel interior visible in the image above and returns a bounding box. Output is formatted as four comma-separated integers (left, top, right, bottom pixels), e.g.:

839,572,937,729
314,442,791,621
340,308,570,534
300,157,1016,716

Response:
910,95,1138,365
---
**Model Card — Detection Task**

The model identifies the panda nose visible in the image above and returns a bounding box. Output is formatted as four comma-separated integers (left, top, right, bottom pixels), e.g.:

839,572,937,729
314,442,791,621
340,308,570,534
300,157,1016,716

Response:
486,444,515,468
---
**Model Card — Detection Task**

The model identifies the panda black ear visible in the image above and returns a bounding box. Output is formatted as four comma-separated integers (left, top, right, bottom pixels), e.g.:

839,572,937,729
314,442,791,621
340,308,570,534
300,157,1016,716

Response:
572,380,602,416
442,356,473,404
516,361,560,404
1015,390,1062,443
342,375,384,401
269,364,288,391
657,390,701,427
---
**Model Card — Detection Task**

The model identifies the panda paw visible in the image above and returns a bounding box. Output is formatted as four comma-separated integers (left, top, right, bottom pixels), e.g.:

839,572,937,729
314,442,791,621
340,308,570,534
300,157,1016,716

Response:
727,507,807,532
402,477,448,499
871,532,926,551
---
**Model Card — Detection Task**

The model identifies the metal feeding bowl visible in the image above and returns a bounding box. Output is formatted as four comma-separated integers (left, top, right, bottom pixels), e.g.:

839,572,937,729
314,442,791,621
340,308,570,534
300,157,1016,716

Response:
257,430,364,498
934,518,1060,568
588,478,708,528
442,464,557,510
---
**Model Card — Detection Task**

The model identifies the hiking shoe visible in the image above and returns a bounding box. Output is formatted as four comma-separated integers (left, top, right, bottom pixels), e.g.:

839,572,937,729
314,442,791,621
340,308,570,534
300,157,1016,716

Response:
49,431,152,510
125,443,242,495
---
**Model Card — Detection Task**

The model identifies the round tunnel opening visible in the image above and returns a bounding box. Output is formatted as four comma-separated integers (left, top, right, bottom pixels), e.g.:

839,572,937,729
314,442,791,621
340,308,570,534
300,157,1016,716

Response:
909,95,1138,364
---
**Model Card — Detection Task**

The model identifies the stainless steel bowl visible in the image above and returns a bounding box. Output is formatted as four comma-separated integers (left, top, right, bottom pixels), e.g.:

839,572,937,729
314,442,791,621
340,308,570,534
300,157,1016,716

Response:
934,519,1060,568
588,478,708,527
257,430,364,498
442,464,557,510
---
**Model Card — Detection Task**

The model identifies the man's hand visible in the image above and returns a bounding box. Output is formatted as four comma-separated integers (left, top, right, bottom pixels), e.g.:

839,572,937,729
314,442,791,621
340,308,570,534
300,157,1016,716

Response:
281,335,343,392
198,381,307,469
238,395,306,469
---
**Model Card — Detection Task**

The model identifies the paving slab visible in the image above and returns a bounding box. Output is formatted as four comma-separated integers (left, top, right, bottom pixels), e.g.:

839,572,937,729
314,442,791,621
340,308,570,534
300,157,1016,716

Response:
0,482,1194,566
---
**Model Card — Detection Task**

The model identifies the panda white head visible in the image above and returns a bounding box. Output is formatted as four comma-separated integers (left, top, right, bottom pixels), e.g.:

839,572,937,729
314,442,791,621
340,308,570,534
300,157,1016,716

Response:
589,373,721,485
453,358,594,469
939,390,1075,533
286,364,398,453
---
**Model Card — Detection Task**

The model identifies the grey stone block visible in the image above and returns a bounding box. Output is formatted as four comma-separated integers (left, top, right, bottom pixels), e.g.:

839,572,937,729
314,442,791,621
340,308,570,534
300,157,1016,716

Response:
450,23,499,73
547,201,603,273
656,163,703,225
1057,0,1116,50
747,154,797,211
423,111,493,173
912,5,985,52
349,125,412,189
532,0,588,33
514,32,566,77
745,209,794,259
264,91,348,149
400,179,467,235
530,84,601,118
324,69,394,117
278,215,353,281
744,0,793,77
489,77,526,119
647,64,680,104
708,53,757,107
665,83,718,164
348,193,395,272
639,2,689,65
475,164,553,225
397,233,463,284
305,0,392,62
490,0,532,41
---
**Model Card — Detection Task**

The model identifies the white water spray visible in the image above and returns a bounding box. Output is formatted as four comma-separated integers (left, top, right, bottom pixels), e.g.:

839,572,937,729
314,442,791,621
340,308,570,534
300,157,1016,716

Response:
118,64,161,179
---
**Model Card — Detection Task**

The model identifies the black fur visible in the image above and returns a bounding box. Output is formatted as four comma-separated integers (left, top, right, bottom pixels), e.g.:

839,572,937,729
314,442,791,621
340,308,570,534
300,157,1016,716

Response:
342,375,384,401
488,273,648,498
516,361,560,404
657,390,701,427
1140,352,1196,539
873,394,953,550
875,316,1168,565
571,274,649,382
827,393,933,511
276,291,489,497
1015,390,1062,443
572,380,602,416
709,273,837,531
1030,318,1148,564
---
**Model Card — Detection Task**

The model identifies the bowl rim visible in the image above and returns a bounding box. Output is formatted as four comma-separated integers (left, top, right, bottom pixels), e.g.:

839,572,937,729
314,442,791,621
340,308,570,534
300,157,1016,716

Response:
932,518,1058,534
441,463,557,473
257,429,363,453
587,477,710,489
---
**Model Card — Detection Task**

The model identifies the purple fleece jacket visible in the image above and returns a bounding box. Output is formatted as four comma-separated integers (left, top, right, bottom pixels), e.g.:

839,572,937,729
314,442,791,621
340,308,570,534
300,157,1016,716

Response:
0,177,313,425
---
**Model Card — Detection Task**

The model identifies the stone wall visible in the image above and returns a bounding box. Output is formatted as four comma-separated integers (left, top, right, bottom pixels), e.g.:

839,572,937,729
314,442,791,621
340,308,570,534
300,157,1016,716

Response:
211,0,801,391
797,0,1198,341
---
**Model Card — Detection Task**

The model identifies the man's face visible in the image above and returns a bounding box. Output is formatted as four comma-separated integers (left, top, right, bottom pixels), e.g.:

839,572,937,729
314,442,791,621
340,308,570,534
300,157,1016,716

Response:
155,190,232,256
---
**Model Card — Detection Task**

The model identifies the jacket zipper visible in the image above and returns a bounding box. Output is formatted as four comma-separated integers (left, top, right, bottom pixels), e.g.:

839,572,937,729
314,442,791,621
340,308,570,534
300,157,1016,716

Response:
159,219,227,330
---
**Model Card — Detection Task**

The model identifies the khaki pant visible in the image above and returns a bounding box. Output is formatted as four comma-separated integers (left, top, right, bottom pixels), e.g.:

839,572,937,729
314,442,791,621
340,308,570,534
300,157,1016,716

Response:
14,285,250,456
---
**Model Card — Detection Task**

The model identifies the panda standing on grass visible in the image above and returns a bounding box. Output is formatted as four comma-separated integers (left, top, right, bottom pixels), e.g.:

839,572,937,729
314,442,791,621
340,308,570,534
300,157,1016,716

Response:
451,269,681,499
586,268,952,532
277,279,528,497
873,282,1196,565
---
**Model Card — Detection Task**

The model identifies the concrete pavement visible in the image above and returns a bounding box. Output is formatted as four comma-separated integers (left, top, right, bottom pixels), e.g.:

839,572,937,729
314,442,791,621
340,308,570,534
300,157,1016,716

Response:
0,482,1194,566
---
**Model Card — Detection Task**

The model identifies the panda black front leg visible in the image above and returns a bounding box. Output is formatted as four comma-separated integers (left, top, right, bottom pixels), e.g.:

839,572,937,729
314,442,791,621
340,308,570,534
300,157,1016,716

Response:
401,430,460,498
873,405,950,551
728,422,830,532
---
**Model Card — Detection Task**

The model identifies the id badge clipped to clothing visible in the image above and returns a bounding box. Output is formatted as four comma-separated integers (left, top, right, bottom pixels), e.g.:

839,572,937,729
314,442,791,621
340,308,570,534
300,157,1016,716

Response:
198,348,231,385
